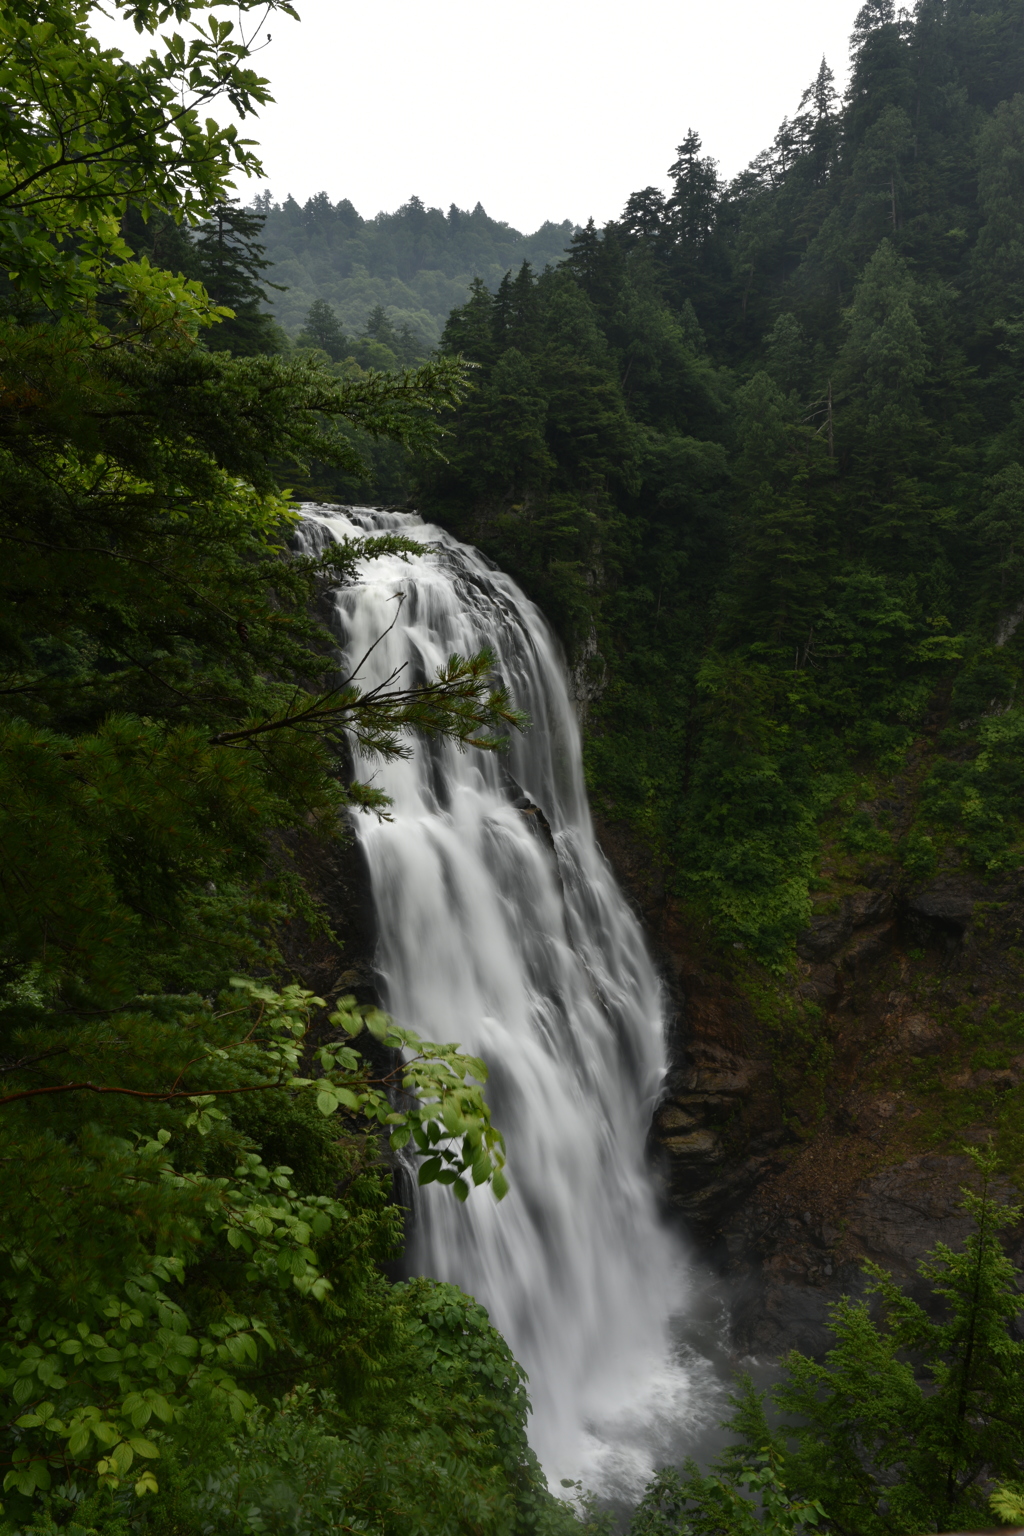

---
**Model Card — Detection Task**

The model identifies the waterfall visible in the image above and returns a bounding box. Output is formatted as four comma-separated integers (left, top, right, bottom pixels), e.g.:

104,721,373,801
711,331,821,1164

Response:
298,505,720,1491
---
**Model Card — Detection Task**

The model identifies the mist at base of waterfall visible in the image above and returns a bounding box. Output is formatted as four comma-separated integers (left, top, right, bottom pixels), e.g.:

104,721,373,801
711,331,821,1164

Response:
296,504,739,1493
551,1254,753,1502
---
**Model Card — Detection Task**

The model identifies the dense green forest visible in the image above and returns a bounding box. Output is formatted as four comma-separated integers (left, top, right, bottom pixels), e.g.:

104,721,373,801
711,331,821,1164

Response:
251,192,576,348
420,0,1024,967
6,0,1024,1532
0,3,588,1533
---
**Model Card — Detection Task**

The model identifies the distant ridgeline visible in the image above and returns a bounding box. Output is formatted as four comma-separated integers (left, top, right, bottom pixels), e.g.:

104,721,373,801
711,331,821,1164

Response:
414,0,1024,964
250,191,577,350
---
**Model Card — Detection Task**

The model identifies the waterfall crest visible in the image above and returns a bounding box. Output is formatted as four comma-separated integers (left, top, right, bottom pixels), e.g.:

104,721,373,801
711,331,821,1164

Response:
298,505,715,1489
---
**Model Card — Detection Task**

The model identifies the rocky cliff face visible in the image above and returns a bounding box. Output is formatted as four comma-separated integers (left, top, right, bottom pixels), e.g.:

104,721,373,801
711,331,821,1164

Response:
276,825,379,1006
594,813,1024,1356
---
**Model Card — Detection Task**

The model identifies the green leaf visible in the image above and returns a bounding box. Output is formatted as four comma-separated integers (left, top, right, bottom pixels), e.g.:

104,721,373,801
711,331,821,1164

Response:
441,1102,466,1136
363,1009,391,1041
110,1440,134,1475
148,1395,174,1424
67,1425,92,1456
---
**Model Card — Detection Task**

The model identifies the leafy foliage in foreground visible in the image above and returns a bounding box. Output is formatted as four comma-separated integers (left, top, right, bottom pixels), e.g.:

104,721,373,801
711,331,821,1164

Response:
418,0,1024,962
0,2,584,1532
0,980,516,1518
630,1151,1024,1535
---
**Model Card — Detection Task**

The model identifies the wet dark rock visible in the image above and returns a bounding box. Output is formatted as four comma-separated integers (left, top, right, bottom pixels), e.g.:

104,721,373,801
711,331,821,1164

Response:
650,1038,783,1227
841,921,897,975
797,887,896,962
894,1013,947,1055
274,826,378,1006
909,879,983,929
732,1155,1020,1355
797,963,839,1003
846,888,894,926
516,797,556,851
505,775,556,850
902,871,1018,957
796,913,852,961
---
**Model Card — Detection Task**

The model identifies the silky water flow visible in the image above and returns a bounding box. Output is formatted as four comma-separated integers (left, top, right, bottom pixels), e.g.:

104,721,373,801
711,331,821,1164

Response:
297,506,726,1493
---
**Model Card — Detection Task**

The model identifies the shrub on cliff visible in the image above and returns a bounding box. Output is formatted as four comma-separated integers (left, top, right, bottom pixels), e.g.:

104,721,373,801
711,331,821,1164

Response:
631,1149,1024,1535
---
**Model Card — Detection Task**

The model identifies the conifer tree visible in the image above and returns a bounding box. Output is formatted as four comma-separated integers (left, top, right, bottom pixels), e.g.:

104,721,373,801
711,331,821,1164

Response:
441,276,497,365
193,199,283,354
793,57,841,183
973,93,1024,318
621,186,668,244
667,131,721,251
837,239,926,446
298,297,350,359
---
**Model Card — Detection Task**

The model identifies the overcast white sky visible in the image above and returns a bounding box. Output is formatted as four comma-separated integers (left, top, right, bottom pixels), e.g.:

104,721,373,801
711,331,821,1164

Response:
98,0,865,233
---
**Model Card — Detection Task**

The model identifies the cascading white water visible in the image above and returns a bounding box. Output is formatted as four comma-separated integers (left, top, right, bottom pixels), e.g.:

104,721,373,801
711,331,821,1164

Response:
297,504,721,1491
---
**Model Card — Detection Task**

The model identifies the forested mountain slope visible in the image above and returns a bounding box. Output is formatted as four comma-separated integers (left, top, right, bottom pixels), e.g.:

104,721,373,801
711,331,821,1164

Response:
416,0,1024,1328
251,193,576,346
422,0,1024,959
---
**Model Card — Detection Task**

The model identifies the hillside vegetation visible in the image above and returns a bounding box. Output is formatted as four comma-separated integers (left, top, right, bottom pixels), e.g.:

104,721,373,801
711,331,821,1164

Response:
418,0,1024,967
252,192,576,347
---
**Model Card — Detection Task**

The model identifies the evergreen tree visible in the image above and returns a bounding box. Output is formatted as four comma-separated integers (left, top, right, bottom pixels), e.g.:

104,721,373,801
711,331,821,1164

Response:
193,199,284,355
836,238,927,453
621,186,668,244
363,303,423,365
298,297,350,360
441,276,498,365
764,312,810,396
667,131,721,251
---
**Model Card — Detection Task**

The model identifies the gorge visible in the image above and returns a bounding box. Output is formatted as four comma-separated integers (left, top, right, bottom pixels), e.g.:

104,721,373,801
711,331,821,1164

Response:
298,503,723,1490
6,0,1024,1529
289,493,1024,1501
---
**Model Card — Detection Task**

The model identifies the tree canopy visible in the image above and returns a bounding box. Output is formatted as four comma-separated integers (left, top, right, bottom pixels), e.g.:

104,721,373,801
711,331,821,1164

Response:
418,0,1024,967
0,4,595,1533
